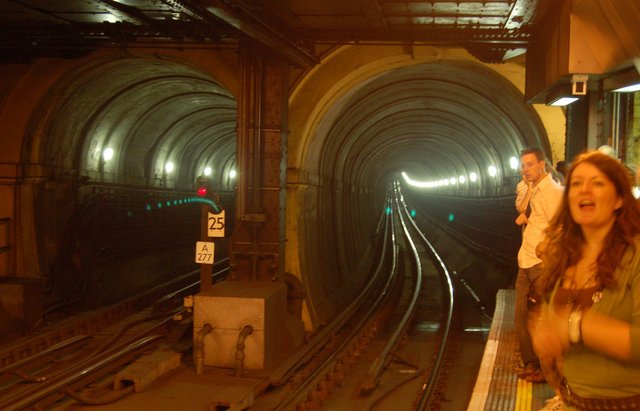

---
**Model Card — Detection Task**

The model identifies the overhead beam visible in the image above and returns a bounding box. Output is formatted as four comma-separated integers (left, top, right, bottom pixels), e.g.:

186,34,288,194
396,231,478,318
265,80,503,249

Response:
308,28,530,46
200,0,318,68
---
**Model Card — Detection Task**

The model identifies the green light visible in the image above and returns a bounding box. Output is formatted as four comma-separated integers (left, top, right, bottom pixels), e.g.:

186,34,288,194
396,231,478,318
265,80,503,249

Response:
448,213,454,222
146,204,151,211
410,209,416,217
157,202,162,208
385,207,392,215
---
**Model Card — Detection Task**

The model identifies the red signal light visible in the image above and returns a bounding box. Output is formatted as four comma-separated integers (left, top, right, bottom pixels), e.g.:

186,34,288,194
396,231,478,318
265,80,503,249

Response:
197,186,208,197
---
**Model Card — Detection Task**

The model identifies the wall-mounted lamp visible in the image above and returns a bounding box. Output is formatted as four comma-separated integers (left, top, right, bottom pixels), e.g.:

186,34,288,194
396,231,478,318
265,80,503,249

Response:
102,147,114,162
509,156,519,170
604,68,640,93
546,83,580,107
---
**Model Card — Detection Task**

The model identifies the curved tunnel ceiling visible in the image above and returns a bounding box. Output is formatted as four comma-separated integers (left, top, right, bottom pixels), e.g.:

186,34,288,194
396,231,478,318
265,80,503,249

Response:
312,60,548,196
28,56,548,197
296,57,551,325
27,56,237,191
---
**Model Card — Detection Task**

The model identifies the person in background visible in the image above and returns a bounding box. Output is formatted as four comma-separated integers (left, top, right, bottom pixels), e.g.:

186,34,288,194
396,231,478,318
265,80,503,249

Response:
514,147,564,383
530,150,640,410
552,161,566,186
556,161,568,178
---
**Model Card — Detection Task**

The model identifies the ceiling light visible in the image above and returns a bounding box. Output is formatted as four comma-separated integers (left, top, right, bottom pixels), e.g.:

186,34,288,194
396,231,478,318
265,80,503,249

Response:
613,83,640,93
604,68,640,93
548,96,579,106
545,82,581,107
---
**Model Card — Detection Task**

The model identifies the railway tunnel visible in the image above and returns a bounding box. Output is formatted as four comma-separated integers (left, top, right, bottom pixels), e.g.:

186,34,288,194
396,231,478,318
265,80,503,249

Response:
0,44,561,337
1,1,639,374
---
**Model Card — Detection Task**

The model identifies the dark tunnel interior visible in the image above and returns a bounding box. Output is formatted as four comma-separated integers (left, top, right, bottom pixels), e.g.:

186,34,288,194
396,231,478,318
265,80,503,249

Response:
9,49,554,326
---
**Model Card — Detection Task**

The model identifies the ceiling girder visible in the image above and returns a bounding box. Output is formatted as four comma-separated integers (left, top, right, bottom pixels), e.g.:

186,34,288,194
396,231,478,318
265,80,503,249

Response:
201,0,318,68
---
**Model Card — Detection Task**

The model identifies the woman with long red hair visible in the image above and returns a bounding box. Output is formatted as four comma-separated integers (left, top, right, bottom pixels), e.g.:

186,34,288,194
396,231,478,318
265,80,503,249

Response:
531,150,640,410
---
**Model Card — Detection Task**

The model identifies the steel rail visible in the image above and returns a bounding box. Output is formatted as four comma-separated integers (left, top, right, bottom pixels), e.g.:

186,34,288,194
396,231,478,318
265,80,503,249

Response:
359,183,424,393
268,202,398,410
271,189,446,411
1,335,163,411
268,200,396,388
0,260,228,368
0,311,177,409
0,335,90,376
396,181,456,411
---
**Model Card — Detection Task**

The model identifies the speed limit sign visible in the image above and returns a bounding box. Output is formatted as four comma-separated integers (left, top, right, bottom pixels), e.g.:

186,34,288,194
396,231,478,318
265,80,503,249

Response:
207,210,225,237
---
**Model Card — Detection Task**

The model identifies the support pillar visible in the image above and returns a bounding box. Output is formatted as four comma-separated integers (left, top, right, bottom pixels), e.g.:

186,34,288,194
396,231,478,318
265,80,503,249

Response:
229,42,289,282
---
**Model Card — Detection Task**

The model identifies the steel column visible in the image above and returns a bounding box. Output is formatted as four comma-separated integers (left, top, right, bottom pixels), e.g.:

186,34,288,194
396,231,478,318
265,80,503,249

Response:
230,41,288,282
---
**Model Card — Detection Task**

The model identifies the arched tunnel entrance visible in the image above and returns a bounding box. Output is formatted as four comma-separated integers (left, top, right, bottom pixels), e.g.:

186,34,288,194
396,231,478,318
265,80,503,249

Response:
2,46,564,333
19,55,238,311
287,46,562,328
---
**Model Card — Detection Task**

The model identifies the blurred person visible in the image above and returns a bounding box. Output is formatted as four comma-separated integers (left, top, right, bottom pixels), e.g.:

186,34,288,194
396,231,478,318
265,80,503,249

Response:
556,161,568,178
530,150,640,410
553,161,567,186
514,147,564,383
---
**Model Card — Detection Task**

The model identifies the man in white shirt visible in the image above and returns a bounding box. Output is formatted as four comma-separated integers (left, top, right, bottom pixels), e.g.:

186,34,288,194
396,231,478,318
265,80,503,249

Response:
514,147,564,382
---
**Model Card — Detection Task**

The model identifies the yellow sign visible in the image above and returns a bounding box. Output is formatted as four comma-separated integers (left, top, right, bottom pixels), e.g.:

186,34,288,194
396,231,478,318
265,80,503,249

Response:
207,210,225,237
195,241,215,264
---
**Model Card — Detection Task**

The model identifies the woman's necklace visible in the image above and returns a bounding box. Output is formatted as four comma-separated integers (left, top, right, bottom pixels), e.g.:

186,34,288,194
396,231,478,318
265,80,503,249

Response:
566,265,603,306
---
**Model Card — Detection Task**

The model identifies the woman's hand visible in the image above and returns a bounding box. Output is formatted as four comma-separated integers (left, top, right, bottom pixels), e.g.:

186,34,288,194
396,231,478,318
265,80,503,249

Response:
530,305,570,362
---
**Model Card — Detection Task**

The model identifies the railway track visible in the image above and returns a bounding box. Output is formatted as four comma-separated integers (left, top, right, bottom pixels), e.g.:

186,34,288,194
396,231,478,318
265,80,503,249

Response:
0,182,491,410
248,181,457,410
0,261,229,410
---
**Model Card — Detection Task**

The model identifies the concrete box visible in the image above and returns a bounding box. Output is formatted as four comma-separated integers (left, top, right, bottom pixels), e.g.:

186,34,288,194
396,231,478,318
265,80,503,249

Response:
193,280,286,370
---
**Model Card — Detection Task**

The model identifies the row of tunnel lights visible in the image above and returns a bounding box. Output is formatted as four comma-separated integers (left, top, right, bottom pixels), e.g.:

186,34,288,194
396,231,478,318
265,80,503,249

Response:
402,156,521,188
102,148,237,179
103,148,520,188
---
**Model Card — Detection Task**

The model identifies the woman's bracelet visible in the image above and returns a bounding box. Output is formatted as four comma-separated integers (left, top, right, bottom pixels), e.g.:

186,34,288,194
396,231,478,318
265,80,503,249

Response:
568,309,583,345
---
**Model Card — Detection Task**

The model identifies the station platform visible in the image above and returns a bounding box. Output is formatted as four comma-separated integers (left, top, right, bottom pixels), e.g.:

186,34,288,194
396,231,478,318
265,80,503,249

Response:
468,289,556,411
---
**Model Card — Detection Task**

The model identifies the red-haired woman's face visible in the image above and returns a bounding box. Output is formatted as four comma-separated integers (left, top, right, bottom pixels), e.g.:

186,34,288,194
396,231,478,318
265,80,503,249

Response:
568,162,622,230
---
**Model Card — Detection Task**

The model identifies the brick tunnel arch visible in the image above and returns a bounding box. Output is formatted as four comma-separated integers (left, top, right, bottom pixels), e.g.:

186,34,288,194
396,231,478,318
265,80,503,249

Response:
287,45,561,328
18,54,238,310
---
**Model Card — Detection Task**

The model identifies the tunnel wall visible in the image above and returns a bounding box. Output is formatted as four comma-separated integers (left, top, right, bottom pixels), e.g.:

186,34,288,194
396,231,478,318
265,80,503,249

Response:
0,47,241,322
287,45,566,330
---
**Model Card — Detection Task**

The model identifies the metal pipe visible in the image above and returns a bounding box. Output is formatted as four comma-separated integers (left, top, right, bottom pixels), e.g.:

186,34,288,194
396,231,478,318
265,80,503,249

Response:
194,324,213,375
235,325,253,377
